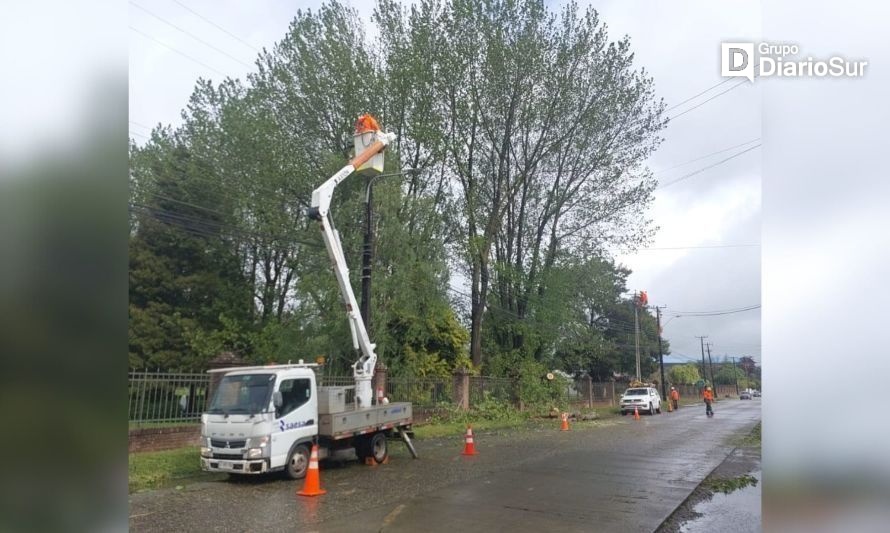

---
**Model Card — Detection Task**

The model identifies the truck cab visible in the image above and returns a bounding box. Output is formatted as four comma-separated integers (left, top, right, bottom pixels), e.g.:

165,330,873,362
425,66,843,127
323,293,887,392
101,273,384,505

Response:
200,366,319,478
200,363,415,479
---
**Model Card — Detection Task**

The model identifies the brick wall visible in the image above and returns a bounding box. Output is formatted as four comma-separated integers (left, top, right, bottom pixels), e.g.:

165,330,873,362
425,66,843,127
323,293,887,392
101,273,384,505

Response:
129,425,202,453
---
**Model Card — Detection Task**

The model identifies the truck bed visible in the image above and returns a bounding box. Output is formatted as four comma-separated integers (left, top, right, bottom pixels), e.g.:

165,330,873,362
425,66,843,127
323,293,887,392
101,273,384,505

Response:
318,402,412,440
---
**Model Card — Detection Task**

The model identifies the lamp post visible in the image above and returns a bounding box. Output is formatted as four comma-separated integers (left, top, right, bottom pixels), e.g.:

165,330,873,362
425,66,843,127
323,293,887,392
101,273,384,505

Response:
360,168,420,331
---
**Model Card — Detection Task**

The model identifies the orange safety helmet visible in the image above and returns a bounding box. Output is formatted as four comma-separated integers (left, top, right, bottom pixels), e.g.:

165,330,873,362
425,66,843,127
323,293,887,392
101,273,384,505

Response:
355,114,381,134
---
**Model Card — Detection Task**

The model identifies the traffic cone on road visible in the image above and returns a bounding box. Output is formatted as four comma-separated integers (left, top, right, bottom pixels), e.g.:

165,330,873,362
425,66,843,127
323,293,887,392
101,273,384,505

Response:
560,412,570,431
633,406,640,421
462,425,478,456
297,444,326,497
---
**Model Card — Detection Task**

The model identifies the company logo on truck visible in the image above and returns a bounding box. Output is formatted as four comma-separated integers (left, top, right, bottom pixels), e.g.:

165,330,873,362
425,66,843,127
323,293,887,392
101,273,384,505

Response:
279,419,314,432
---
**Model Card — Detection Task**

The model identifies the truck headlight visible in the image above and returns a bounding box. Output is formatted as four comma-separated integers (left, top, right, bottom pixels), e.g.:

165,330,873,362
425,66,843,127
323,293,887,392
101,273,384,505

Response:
200,447,212,457
246,436,269,448
247,448,263,459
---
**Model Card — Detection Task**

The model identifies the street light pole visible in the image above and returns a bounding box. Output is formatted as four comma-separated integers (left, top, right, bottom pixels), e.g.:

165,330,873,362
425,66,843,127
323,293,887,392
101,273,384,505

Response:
360,169,420,331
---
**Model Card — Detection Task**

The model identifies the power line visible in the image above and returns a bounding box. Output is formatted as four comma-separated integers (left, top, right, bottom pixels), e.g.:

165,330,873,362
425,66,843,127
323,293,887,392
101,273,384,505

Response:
670,305,761,317
656,143,760,190
130,2,254,68
130,26,228,77
130,120,152,131
652,138,761,175
130,202,322,249
662,78,736,115
171,0,261,53
666,78,751,123
130,131,149,140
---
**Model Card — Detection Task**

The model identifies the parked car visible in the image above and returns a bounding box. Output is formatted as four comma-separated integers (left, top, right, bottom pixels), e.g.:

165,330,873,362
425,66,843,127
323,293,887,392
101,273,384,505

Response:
752,390,761,397
740,391,752,400
620,387,662,415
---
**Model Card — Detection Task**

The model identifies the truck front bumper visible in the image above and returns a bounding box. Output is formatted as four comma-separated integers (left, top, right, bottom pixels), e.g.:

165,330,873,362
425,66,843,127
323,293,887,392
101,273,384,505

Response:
201,456,269,474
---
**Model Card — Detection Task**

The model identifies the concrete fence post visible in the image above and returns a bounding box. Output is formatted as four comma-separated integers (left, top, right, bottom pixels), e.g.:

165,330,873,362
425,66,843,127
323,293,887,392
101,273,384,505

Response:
610,380,616,407
585,375,593,408
452,369,469,411
373,361,388,404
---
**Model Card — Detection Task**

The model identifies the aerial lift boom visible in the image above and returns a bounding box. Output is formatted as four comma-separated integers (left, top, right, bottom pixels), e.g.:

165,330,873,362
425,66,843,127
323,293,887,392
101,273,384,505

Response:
307,118,396,410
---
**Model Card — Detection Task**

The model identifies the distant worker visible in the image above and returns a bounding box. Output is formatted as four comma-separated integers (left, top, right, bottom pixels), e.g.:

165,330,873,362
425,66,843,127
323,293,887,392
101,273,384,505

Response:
670,387,680,411
703,386,714,417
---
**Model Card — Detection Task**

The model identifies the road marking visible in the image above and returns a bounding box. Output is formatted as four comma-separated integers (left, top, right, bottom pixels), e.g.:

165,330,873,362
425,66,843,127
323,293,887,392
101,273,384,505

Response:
382,504,406,526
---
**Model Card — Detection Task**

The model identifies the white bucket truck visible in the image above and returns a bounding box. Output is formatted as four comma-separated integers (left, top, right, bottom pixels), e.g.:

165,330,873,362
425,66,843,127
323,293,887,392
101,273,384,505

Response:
200,115,417,478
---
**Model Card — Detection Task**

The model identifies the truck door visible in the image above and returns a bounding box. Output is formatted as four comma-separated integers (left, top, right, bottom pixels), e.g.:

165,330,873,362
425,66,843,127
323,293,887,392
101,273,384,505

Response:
271,377,317,469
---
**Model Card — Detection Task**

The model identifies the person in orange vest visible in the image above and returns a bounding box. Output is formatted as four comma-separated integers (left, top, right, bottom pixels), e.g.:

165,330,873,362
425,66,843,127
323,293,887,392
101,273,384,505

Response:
703,386,714,417
670,386,680,411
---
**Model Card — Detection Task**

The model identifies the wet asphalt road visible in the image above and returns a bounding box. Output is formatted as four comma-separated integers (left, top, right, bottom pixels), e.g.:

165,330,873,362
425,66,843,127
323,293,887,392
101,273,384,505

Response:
130,399,761,532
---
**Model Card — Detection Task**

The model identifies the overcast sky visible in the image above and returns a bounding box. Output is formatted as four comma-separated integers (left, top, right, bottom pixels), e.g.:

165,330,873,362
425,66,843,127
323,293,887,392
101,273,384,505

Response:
128,0,763,367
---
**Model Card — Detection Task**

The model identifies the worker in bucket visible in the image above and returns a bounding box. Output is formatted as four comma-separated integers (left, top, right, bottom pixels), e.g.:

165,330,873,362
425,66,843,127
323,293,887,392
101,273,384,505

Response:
670,386,680,411
703,386,714,417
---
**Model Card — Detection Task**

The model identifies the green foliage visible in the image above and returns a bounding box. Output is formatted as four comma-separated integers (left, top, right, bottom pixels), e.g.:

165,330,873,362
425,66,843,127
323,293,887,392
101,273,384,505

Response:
486,353,569,411
669,364,702,385
128,0,665,381
714,364,746,385
705,474,759,495
426,397,527,427
128,447,213,493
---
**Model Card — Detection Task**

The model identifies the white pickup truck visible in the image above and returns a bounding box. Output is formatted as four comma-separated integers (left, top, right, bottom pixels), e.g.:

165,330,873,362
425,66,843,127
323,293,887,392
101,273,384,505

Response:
200,363,415,479
619,386,662,415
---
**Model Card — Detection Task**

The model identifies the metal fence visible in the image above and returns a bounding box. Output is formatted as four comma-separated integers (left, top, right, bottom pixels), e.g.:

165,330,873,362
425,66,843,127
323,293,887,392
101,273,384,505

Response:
469,376,516,405
129,372,654,424
388,377,453,406
128,371,211,425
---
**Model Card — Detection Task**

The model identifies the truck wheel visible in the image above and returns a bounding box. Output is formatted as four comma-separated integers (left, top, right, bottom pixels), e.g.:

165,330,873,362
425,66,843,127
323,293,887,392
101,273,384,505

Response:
354,435,370,460
370,432,388,464
285,444,310,480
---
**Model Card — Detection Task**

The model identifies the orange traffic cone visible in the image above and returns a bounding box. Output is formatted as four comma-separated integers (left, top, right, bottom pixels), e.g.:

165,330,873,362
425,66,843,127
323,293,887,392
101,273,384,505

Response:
560,412,570,431
633,406,640,421
297,444,326,497
462,425,478,456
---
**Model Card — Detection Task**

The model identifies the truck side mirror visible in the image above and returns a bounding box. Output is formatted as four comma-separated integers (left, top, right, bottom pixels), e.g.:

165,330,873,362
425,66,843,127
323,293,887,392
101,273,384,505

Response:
273,391,283,408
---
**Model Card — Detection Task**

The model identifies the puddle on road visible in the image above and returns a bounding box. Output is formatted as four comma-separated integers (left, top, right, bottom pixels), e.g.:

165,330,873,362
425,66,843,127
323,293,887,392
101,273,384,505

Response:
681,470,761,533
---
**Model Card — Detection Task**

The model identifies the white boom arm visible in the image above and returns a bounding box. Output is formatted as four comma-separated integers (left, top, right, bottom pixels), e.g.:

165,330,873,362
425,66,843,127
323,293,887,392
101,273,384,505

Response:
308,130,396,410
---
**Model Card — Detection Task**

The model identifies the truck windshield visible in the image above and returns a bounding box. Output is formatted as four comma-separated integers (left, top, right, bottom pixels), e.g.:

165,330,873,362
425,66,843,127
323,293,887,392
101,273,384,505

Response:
624,389,648,396
208,373,275,415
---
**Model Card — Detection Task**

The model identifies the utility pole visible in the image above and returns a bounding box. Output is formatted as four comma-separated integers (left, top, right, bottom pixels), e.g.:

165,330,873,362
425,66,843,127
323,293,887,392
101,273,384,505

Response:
656,306,666,401
695,335,708,385
360,175,374,331
705,342,716,393
359,169,419,331
634,299,641,382
731,355,740,395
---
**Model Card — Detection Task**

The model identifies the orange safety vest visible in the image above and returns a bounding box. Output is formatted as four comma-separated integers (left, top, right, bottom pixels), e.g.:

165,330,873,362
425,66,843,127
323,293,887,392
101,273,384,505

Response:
703,390,713,401
671,390,679,401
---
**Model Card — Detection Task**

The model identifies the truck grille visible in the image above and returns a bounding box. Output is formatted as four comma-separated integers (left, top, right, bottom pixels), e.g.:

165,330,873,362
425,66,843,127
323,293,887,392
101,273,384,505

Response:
212,453,243,460
211,439,246,449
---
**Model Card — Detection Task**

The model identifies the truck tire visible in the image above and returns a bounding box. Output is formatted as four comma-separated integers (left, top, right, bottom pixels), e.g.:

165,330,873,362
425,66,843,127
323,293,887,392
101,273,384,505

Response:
285,443,310,480
354,435,370,460
370,432,388,464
